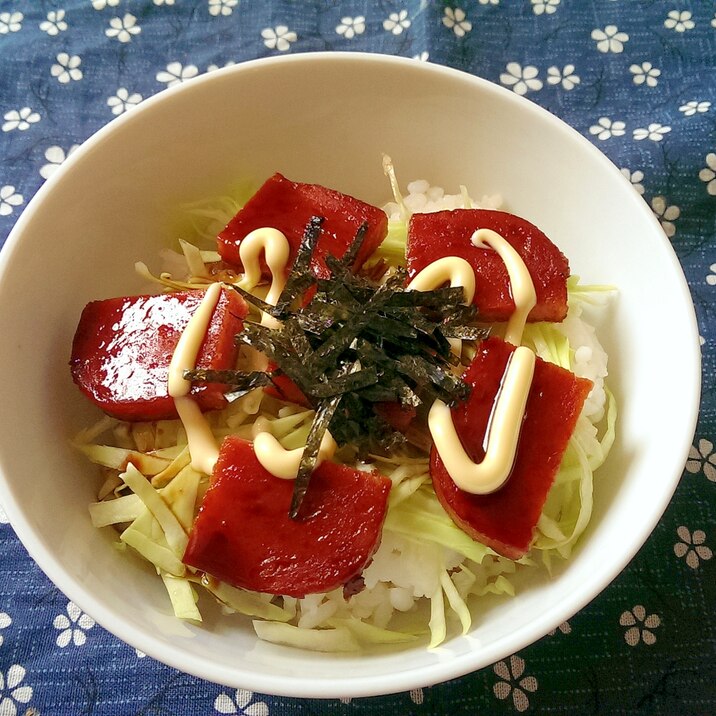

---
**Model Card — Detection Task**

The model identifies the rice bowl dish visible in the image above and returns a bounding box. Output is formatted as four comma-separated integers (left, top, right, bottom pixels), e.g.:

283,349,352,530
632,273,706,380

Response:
0,53,699,698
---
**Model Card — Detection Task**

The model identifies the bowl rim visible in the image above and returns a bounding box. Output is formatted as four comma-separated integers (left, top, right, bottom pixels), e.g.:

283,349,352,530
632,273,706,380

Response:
0,51,702,699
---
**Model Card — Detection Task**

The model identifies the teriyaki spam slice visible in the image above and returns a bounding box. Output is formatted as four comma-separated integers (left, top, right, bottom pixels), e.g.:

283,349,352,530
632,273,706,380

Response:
70,287,247,422
218,173,388,279
182,436,392,598
407,209,570,323
430,336,592,560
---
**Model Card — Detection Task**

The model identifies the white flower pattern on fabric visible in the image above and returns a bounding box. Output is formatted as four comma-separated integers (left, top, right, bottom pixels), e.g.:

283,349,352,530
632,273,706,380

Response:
154,0,176,5
674,526,713,569
664,11,694,33
442,8,472,37
493,655,538,712
207,61,236,73
53,601,95,647
630,61,660,87
619,605,661,645
699,153,716,196
39,144,79,179
620,167,645,194
107,88,143,115
208,0,238,17
0,665,33,716
651,196,680,238
686,438,716,479
0,186,23,216
500,62,542,95
589,117,625,140
591,25,629,53
106,14,141,42
51,53,83,84
0,12,23,34
413,51,429,61
479,0,499,5
261,26,297,51
0,612,11,646
409,688,424,704
214,689,269,715
547,620,572,636
531,0,560,16
92,0,119,9
383,10,411,35
547,64,580,90
156,62,199,87
336,16,365,39
708,264,716,286
2,107,40,132
40,10,68,36
633,123,671,141
680,100,710,116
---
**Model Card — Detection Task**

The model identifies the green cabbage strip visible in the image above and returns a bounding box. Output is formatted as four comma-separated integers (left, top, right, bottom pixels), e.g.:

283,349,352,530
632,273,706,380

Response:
252,620,361,652
385,485,495,565
372,218,408,266
176,184,253,248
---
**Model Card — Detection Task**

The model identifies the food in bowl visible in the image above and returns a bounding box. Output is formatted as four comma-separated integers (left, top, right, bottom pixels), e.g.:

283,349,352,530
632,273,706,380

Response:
68,161,616,651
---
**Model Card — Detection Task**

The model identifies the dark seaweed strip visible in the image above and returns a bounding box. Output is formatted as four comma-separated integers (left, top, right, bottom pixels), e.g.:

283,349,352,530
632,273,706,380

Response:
309,367,380,398
385,307,442,336
236,324,317,391
274,216,324,310
439,303,479,324
281,317,317,362
339,222,369,269
384,286,466,309
396,355,471,405
364,314,419,341
440,325,490,340
229,284,283,318
182,368,270,390
289,393,343,519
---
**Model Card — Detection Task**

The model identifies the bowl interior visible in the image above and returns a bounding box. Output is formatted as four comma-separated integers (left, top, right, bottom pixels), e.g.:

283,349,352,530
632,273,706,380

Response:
0,53,700,698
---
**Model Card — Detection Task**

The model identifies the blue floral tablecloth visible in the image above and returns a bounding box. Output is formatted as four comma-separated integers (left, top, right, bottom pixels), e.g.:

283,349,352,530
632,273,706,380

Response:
1,1,715,714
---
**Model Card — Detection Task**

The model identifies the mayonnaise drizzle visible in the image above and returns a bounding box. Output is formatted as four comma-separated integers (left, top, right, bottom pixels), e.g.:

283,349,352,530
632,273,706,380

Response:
168,281,222,475
416,229,538,495
235,227,336,480
253,430,338,480
237,227,290,329
428,347,535,494
471,228,536,346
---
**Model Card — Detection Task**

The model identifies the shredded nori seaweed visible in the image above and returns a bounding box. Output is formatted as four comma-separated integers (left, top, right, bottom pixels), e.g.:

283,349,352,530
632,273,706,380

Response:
188,217,485,517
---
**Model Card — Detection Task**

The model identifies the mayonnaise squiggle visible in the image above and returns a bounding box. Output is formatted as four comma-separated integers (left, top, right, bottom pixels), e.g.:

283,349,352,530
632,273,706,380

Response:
471,228,536,346
167,281,223,475
419,229,537,495
237,227,290,330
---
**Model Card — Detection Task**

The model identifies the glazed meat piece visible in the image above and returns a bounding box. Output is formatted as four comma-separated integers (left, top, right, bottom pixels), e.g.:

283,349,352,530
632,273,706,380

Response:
183,436,392,597
218,172,388,279
430,337,592,559
70,288,247,421
407,209,569,323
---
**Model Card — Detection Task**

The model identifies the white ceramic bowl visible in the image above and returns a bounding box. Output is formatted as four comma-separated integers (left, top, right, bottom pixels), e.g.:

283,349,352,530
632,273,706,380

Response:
0,53,700,698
